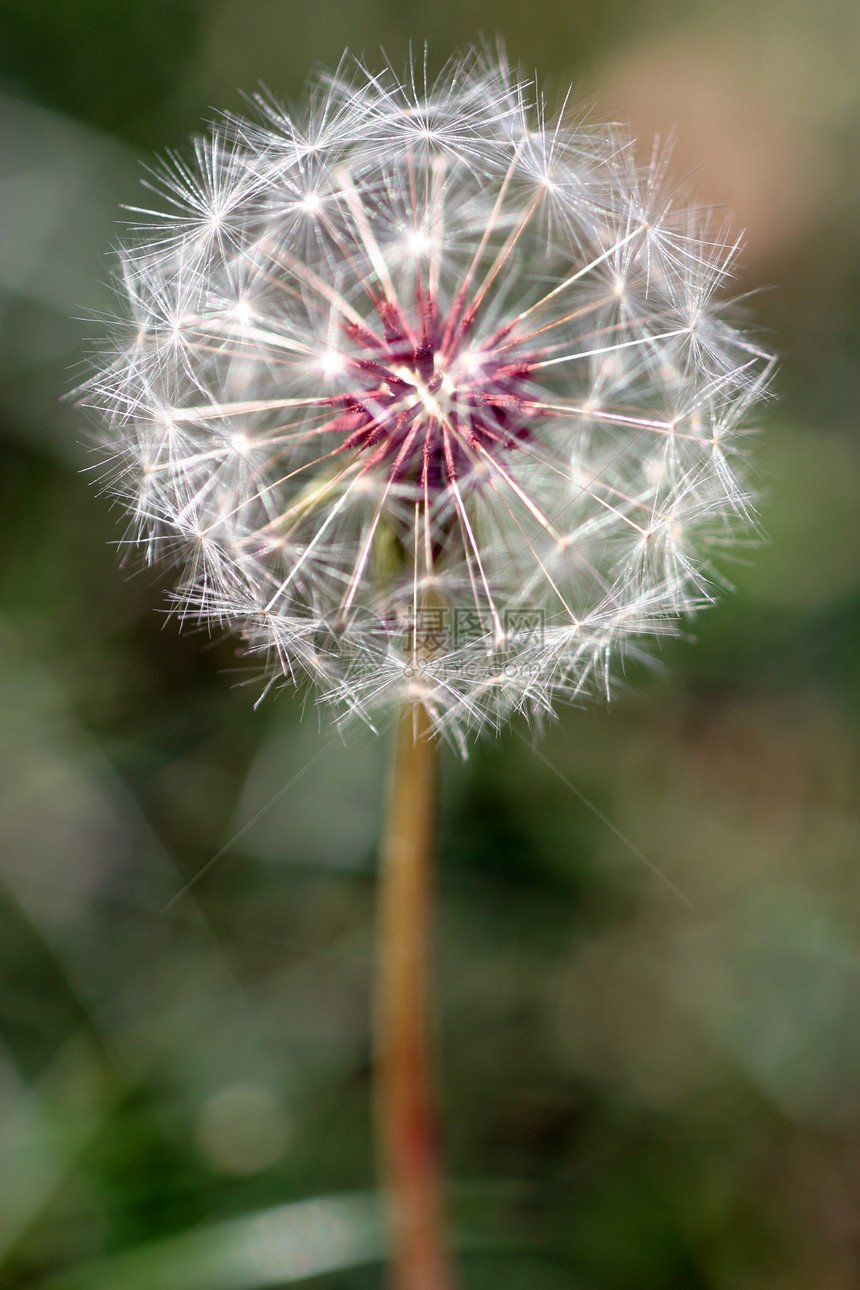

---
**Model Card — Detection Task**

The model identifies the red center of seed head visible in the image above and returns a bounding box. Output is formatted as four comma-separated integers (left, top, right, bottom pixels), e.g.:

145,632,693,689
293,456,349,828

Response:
329,293,537,492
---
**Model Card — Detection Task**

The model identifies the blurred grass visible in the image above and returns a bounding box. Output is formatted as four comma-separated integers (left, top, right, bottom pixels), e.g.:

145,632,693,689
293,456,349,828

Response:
2,0,860,1287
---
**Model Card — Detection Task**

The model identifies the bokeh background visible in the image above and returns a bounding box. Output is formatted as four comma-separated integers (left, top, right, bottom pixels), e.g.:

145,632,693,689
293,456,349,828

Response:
1,2,859,1286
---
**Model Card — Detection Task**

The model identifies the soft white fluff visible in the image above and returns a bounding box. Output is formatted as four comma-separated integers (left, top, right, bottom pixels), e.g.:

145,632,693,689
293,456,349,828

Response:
81,48,773,749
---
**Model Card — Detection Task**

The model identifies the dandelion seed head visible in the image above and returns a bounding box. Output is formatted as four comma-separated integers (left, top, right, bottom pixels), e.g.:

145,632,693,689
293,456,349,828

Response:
80,46,773,751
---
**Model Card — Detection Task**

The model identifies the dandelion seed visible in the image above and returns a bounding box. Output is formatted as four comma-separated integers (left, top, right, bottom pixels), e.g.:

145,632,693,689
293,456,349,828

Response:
80,46,773,751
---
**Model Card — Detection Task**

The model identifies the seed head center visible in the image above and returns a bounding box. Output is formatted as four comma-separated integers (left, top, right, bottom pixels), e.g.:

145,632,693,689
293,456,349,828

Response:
330,299,538,485
391,363,452,423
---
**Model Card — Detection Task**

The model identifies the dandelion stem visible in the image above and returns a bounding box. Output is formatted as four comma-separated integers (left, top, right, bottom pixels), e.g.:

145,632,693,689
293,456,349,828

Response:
375,703,455,1290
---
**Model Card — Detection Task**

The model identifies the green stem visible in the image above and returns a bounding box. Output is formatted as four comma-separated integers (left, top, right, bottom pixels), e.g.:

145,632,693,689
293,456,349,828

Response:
375,703,456,1289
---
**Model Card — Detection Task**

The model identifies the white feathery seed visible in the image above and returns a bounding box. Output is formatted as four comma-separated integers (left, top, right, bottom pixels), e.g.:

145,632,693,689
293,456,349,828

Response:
80,47,774,750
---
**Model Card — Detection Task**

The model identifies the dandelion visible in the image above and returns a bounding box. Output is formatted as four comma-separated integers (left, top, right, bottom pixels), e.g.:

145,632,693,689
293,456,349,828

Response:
80,46,773,1289
83,47,772,748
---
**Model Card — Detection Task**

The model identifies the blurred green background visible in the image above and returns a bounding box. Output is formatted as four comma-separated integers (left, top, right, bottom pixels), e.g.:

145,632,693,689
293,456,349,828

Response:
1,1,859,1286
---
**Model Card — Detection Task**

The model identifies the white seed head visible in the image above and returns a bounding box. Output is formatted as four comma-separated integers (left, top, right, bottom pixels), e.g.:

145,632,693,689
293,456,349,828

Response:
80,47,773,751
